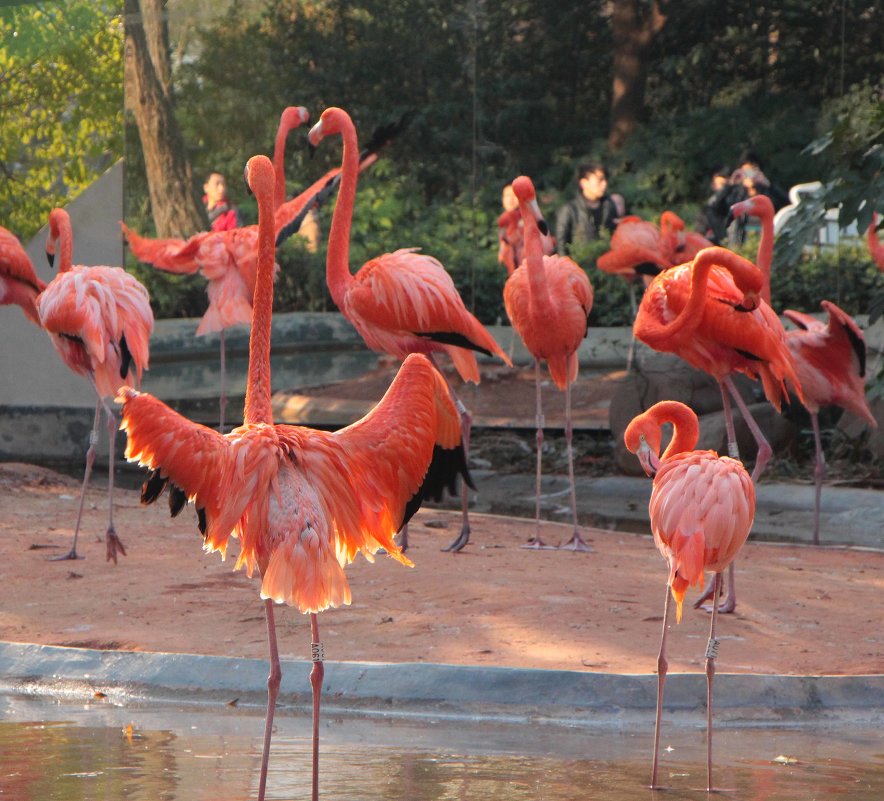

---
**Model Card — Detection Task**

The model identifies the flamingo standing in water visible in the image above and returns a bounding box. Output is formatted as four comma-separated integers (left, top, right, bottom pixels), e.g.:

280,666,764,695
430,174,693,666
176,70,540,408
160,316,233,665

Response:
307,106,511,553
36,209,154,562
0,226,46,324
624,400,754,792
118,155,470,801
730,194,877,545
634,246,802,611
503,176,593,550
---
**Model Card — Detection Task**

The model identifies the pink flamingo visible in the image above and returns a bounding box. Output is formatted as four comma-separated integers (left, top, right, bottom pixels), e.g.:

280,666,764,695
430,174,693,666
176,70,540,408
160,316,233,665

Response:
730,193,877,544
867,212,884,271
634,246,802,612
0,225,46,325
503,176,593,550
118,155,469,801
121,106,311,432
307,106,511,552
36,209,154,562
625,400,754,792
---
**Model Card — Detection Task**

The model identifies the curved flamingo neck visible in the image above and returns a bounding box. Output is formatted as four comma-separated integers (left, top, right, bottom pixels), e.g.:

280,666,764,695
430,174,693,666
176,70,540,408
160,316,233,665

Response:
648,401,699,461
637,247,761,347
50,211,73,272
753,203,774,304
325,113,358,309
272,110,304,210
244,160,277,426
519,198,553,317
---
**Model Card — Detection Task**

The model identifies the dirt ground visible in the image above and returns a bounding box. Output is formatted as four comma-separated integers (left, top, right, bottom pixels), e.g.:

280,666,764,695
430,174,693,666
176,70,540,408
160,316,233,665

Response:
1,461,881,677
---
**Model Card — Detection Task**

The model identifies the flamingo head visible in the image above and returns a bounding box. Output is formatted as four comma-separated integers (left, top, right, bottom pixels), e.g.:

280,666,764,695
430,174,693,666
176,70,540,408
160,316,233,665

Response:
244,155,274,200
728,194,774,226
511,175,549,236
307,106,350,154
660,210,685,235
46,208,71,270
624,417,663,478
279,106,310,132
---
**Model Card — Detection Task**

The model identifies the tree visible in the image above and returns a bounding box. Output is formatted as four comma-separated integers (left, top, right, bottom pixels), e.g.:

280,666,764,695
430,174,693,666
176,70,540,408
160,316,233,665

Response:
0,2,123,239
124,0,206,237
608,0,667,151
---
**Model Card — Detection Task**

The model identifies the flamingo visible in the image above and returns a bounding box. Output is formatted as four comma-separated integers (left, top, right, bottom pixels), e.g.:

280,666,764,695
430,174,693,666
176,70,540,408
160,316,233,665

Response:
866,212,884,271
634,246,802,612
0,225,46,325
36,209,154,562
730,193,877,544
118,155,470,801
497,184,556,277
503,176,593,550
121,106,311,432
624,400,754,792
307,106,511,553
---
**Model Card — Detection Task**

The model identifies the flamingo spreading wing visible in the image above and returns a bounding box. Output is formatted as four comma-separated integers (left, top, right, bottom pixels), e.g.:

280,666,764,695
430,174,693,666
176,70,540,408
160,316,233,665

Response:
36,208,153,562
625,400,754,792
0,225,46,325
503,175,593,550
118,156,470,801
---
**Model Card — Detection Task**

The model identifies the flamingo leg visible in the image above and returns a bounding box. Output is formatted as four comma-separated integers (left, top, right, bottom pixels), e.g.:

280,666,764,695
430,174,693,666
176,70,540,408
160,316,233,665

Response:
810,412,824,546
310,613,324,801
394,522,409,552
625,281,638,373
522,360,552,550
51,399,102,561
257,599,282,801
705,573,723,792
558,378,592,552
650,583,672,789
218,329,228,434
103,404,126,563
724,375,772,483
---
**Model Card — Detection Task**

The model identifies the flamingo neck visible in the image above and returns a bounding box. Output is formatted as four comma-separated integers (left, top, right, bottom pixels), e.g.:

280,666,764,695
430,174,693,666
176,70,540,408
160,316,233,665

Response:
652,402,699,461
243,178,276,426
54,215,73,273
272,120,295,211
325,116,358,309
519,202,553,317
755,209,773,305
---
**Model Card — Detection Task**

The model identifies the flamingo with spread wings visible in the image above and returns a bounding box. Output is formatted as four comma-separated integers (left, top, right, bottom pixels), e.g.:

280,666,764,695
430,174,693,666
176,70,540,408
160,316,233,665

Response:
118,155,471,801
0,225,46,325
503,176,593,550
307,106,511,553
36,209,153,562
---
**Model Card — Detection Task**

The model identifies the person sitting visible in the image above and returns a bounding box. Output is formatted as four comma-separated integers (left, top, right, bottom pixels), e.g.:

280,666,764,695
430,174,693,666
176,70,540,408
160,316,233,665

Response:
554,161,620,254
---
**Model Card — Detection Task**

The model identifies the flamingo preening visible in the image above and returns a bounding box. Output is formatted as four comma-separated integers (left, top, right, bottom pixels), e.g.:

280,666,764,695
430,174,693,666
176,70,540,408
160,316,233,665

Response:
730,194,877,545
307,106,511,553
118,155,471,801
36,208,154,562
503,176,593,550
634,246,802,612
625,400,754,792
0,225,46,325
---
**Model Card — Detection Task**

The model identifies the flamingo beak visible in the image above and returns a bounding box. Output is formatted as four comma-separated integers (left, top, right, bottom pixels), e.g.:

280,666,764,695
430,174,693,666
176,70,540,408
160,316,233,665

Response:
736,290,760,313
637,439,661,478
307,119,324,158
528,198,549,236
244,164,253,196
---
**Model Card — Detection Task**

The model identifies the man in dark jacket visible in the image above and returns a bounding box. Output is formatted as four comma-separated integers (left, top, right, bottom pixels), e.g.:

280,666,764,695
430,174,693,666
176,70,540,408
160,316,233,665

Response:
554,161,620,254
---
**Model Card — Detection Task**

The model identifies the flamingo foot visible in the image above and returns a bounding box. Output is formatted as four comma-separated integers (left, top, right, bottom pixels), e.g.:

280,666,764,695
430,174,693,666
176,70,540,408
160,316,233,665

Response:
50,548,84,562
558,533,593,552
105,527,127,564
521,537,557,550
442,523,470,553
694,583,736,614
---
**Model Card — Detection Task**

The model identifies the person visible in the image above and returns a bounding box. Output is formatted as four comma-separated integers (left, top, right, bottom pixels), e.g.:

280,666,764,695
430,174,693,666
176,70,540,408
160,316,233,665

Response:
554,161,620,254
202,170,243,232
695,166,732,244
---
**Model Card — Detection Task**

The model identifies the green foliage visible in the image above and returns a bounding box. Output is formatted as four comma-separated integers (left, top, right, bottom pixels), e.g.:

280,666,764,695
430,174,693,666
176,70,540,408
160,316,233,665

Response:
0,1,123,240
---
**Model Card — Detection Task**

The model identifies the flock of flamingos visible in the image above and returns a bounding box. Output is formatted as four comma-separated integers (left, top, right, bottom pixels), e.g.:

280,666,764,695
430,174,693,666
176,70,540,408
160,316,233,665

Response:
1,104,882,798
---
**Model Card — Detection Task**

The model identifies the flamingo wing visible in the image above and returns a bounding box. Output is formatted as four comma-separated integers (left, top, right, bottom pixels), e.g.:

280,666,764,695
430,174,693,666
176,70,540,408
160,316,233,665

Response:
121,222,205,275
0,227,45,324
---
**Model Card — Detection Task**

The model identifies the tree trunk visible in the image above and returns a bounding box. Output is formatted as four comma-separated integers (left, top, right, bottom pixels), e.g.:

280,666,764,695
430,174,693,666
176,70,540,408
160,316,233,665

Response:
124,0,206,238
608,0,667,152
140,0,172,96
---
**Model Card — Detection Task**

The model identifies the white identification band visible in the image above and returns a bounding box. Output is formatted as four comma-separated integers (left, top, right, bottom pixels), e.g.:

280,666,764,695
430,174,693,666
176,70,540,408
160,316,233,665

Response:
311,642,324,662
705,637,720,660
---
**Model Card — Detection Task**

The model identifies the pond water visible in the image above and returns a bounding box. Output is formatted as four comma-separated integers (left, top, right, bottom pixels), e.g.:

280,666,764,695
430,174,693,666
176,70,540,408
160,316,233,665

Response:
0,692,882,800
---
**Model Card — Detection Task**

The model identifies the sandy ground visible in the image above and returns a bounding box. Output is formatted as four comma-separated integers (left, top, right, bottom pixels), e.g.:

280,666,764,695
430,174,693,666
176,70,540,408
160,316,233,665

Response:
0,461,881,677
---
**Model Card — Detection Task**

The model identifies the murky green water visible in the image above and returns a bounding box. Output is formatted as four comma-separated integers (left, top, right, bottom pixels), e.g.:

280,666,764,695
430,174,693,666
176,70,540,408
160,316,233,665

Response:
0,693,882,800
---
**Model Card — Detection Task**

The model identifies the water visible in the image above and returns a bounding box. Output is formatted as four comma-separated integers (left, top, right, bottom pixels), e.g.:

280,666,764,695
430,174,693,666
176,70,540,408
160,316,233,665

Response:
0,693,881,800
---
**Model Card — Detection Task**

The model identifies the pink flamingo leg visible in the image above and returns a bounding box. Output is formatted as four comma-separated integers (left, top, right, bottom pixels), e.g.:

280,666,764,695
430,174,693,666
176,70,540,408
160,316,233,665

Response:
724,375,772,483
558,379,592,551
395,522,410,551
310,613,324,801
625,281,638,373
257,599,282,801
650,583,672,789
705,572,723,792
218,329,228,433
103,405,126,563
51,400,102,561
522,360,552,549
810,412,824,546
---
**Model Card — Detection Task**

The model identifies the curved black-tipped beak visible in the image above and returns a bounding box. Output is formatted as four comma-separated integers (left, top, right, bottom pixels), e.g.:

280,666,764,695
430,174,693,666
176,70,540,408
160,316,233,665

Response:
537,218,549,237
46,250,55,268
243,165,253,197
